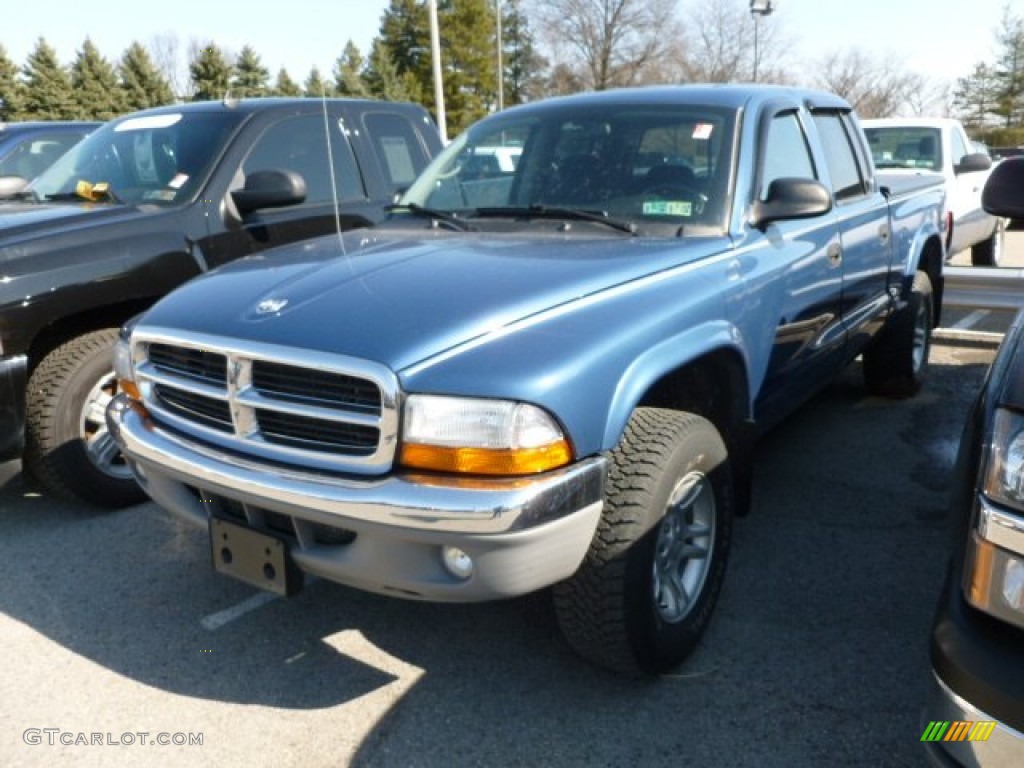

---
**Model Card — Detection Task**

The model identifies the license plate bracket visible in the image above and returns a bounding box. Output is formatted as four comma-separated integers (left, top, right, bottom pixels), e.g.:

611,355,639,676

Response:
209,518,302,596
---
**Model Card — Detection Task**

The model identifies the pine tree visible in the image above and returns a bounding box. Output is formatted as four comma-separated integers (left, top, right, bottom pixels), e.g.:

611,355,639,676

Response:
0,43,23,120
364,43,416,102
272,68,302,97
954,63,1001,132
232,45,269,98
189,43,233,101
502,0,547,106
437,0,498,133
21,38,76,119
71,38,125,120
991,5,1024,127
119,42,174,110
303,66,331,98
378,0,431,80
334,41,369,97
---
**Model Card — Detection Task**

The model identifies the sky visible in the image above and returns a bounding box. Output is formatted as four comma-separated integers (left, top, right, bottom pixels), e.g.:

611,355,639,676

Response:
0,0,1015,90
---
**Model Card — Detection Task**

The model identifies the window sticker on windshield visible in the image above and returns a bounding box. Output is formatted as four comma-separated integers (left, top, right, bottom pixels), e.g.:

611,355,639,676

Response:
114,114,183,132
167,173,188,189
692,123,713,140
643,201,692,216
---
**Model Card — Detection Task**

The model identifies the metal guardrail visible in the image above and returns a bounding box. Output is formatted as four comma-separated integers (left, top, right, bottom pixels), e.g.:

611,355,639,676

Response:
943,266,1024,310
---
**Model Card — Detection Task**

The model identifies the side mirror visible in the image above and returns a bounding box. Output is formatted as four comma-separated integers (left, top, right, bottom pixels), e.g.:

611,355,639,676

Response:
0,175,29,200
954,152,992,175
750,177,832,229
982,156,1024,219
231,169,307,216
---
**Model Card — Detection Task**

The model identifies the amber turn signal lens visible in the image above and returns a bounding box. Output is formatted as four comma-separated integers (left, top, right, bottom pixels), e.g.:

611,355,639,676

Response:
119,379,142,402
401,440,572,475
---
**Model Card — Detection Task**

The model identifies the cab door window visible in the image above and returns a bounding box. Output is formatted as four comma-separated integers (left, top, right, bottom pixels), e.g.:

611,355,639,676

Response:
242,115,364,204
760,110,817,200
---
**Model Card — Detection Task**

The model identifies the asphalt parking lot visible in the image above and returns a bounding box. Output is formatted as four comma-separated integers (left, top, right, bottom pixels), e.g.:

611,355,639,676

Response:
2,235,1023,767
0,346,1003,767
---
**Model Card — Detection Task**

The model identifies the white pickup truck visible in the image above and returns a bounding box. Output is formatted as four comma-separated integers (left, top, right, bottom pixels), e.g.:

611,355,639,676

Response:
863,117,1004,265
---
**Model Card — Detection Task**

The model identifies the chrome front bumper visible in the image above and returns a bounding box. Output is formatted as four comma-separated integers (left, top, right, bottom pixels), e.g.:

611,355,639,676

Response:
107,394,606,601
923,671,1024,767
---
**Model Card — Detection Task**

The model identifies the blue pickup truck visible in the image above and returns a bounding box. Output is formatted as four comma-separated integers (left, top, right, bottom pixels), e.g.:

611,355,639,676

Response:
107,85,947,674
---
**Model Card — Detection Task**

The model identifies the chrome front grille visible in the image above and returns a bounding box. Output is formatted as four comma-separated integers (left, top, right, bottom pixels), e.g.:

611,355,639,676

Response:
133,330,400,474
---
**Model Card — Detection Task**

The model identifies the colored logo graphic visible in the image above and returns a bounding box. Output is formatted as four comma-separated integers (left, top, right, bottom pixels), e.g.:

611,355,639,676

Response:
921,721,996,742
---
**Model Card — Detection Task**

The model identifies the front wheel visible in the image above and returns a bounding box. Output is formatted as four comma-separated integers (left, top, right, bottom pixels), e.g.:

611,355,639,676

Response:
553,408,733,675
863,270,933,398
24,329,146,507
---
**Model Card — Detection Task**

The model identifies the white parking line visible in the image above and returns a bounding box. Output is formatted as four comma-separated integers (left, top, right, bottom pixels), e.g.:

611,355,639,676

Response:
201,592,278,631
950,309,990,330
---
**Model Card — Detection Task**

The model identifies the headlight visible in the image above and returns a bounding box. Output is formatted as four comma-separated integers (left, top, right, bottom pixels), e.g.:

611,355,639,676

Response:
399,394,572,475
982,408,1024,508
965,407,1024,629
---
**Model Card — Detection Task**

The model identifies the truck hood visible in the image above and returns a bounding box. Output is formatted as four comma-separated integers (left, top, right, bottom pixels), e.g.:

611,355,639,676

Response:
0,201,150,254
140,227,732,373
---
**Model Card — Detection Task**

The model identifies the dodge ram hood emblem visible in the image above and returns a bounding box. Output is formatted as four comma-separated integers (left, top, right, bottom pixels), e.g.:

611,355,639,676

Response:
256,298,288,314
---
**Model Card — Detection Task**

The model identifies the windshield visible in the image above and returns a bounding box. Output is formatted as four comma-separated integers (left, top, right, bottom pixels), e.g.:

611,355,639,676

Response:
864,126,942,171
28,111,244,205
400,102,737,235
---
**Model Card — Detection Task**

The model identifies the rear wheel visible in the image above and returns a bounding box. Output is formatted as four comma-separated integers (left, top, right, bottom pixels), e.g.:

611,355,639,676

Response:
863,270,933,398
553,408,733,675
24,329,145,507
970,219,1006,266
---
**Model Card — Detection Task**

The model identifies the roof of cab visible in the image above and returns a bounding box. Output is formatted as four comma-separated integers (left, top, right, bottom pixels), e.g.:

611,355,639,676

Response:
490,83,854,117
117,97,428,118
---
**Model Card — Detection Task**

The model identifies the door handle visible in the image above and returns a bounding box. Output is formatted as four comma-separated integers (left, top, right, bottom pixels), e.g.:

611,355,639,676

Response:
827,242,842,266
878,224,890,244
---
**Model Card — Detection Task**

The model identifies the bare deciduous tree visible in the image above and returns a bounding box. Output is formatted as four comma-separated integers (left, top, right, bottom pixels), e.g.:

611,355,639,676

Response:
530,0,683,91
149,32,190,100
679,0,792,84
814,48,927,118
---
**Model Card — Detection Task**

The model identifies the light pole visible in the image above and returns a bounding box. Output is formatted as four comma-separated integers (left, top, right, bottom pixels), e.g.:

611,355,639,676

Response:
750,0,775,83
428,0,447,142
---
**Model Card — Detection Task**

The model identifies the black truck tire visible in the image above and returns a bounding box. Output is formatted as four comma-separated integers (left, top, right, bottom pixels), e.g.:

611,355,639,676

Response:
553,408,733,675
970,219,1005,266
24,329,145,507
863,270,933,398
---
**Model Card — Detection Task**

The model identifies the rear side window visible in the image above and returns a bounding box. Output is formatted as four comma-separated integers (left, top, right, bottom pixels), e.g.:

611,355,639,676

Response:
361,112,431,189
760,111,816,200
812,111,868,201
243,114,364,204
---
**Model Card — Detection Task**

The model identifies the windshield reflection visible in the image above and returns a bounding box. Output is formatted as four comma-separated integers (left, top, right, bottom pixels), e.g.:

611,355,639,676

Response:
28,111,243,206
400,102,736,235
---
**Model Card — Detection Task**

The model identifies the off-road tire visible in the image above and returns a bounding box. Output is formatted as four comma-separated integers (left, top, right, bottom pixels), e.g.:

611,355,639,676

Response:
23,329,145,507
553,408,733,676
863,270,933,398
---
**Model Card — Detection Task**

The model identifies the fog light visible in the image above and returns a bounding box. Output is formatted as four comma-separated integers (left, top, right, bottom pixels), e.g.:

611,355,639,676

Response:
965,531,1024,630
1004,559,1024,611
441,546,474,580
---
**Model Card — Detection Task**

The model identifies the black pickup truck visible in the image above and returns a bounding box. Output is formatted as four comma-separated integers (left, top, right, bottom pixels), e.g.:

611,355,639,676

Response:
0,97,441,506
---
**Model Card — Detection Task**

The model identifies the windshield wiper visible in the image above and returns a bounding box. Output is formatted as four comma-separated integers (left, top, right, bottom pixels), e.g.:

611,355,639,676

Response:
6,188,41,203
475,204,638,235
386,202,475,231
